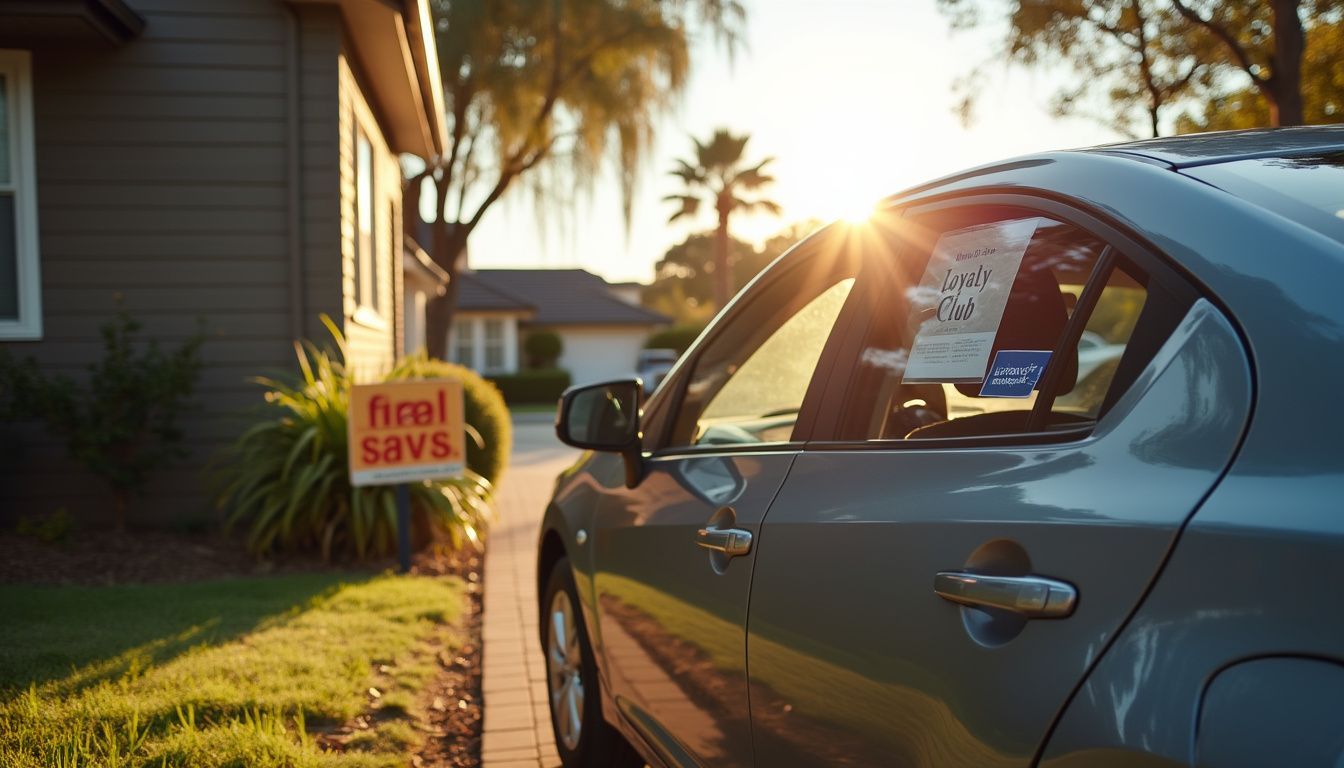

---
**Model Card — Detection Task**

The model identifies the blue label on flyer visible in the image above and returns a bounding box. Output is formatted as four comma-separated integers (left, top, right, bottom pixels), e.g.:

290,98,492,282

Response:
978,350,1052,398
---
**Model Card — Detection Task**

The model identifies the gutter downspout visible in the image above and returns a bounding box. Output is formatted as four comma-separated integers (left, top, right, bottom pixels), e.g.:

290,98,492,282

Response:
284,5,305,341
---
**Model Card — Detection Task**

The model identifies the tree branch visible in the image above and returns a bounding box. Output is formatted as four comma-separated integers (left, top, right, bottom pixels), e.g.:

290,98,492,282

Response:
1171,0,1264,83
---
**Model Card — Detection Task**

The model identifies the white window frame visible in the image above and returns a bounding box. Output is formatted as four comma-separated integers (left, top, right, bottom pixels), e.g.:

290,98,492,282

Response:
0,49,41,340
482,317,506,373
449,318,477,368
352,124,382,327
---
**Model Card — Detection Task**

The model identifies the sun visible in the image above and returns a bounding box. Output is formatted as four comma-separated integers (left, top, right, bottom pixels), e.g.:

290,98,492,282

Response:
838,198,880,224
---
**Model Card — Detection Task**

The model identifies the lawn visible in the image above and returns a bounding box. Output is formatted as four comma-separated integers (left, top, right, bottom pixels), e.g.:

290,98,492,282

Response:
0,572,467,768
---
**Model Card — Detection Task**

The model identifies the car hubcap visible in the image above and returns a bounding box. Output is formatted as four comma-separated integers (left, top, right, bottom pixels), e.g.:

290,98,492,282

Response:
547,590,584,751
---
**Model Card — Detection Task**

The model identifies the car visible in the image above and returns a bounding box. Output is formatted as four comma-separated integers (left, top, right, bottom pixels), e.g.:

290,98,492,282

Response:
535,127,1344,768
635,348,680,392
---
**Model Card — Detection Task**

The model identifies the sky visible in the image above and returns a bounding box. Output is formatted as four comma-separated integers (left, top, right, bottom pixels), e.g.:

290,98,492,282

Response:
460,0,1129,285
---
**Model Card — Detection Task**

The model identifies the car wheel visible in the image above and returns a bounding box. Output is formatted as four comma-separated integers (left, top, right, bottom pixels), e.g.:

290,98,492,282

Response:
543,556,643,768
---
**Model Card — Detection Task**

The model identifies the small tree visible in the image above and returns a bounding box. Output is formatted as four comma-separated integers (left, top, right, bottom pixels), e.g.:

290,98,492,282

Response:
524,331,564,369
0,311,205,531
665,128,781,309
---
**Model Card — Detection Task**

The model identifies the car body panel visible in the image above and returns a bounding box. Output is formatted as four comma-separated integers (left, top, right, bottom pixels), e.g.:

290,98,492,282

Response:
1196,658,1344,767
539,131,1344,768
585,448,796,767
1089,125,1344,167
744,301,1251,767
1040,452,1344,765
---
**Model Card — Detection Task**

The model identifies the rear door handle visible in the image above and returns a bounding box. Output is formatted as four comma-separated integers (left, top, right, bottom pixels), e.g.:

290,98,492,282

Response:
933,571,1077,618
696,526,752,557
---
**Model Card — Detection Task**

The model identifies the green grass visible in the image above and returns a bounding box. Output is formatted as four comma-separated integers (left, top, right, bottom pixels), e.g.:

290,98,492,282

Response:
0,573,466,768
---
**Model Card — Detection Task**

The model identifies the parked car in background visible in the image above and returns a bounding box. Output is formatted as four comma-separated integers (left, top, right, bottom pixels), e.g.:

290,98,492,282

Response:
537,127,1344,768
635,348,680,392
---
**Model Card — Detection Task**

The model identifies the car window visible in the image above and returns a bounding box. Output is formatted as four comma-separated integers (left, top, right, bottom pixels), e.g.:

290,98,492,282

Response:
666,267,857,449
1051,265,1146,419
838,207,1159,442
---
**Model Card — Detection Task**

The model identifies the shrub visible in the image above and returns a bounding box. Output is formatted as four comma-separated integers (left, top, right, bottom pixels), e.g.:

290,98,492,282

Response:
217,318,495,560
15,508,73,544
644,323,704,355
388,354,512,488
0,310,205,530
523,331,563,369
487,368,572,405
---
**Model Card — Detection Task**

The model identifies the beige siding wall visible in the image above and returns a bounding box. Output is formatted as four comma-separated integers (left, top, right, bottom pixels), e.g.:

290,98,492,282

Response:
337,53,398,382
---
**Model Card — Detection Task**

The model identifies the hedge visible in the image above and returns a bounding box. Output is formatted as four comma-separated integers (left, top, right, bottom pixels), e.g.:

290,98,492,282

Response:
524,331,563,368
644,324,705,355
487,368,572,405
390,355,512,488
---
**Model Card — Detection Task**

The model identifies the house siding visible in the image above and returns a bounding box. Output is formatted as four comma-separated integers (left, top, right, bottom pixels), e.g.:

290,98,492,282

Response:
0,0,404,526
337,50,398,381
549,325,658,386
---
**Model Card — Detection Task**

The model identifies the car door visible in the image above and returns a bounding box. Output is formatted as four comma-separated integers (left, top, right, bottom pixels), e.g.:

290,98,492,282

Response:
589,236,863,767
744,199,1252,766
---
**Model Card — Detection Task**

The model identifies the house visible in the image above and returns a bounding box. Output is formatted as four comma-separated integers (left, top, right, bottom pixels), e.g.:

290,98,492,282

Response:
0,0,447,525
452,269,669,385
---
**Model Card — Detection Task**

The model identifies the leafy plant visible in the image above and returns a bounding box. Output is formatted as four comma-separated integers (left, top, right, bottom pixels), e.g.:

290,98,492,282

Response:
15,508,73,544
0,310,204,530
388,354,512,488
523,330,563,369
218,318,496,560
487,368,571,405
645,323,705,355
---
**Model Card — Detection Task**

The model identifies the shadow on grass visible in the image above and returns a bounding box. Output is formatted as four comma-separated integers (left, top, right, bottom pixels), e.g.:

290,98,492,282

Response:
0,572,372,697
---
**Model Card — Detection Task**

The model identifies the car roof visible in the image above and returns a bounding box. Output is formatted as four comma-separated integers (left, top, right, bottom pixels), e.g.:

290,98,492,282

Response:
1084,125,1344,168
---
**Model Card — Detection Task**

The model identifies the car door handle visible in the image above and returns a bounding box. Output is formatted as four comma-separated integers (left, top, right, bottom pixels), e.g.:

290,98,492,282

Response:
696,526,752,557
933,571,1077,618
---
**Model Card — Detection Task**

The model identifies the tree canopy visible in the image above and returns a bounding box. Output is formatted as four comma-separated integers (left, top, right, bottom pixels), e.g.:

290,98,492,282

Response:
412,0,745,352
664,129,782,308
643,221,821,323
941,0,1344,136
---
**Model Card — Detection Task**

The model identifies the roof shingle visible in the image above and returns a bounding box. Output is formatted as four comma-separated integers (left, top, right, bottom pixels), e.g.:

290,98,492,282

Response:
456,269,668,326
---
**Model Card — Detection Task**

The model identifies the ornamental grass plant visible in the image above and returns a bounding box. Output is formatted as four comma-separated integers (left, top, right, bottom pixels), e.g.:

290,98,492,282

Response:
217,317,506,560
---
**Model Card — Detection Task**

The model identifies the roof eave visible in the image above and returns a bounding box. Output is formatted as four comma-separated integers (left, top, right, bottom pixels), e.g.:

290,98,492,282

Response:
291,0,445,158
0,0,145,45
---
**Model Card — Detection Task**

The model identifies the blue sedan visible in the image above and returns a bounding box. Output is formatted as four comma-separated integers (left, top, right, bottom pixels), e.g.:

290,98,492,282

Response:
538,126,1344,768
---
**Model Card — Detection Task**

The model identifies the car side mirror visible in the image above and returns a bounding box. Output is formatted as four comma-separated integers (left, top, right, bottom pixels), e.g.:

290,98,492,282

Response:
556,379,644,487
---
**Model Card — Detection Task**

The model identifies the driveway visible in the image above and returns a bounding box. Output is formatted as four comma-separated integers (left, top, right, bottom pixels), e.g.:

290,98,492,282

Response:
480,415,576,768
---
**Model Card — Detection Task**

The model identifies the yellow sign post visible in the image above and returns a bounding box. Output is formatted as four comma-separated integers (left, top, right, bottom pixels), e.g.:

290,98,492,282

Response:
348,379,466,570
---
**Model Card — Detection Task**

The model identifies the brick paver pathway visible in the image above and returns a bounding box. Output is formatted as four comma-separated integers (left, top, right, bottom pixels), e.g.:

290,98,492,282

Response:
480,418,576,768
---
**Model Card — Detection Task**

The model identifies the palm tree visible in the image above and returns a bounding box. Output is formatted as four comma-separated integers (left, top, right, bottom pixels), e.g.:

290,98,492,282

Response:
665,129,781,309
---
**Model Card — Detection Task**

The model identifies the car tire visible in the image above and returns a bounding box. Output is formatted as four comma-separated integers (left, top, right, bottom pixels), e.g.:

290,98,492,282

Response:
542,556,644,768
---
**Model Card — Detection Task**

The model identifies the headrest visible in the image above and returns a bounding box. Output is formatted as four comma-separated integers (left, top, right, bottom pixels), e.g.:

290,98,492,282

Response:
954,260,1077,398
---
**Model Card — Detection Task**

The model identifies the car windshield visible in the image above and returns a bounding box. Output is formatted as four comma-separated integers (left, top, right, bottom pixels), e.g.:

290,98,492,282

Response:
1186,151,1344,245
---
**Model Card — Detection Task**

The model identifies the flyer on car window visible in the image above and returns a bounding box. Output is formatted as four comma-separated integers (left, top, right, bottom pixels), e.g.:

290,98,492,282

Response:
901,217,1041,383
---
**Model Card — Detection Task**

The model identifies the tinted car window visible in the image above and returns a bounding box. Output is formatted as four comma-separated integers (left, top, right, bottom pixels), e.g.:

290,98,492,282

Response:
676,278,855,447
839,208,1162,441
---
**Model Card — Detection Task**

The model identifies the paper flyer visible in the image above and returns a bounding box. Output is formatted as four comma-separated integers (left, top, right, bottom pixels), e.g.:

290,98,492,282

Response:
901,217,1041,383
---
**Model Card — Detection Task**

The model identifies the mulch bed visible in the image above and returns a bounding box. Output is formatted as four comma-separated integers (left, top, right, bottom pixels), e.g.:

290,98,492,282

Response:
0,529,485,768
0,530,343,586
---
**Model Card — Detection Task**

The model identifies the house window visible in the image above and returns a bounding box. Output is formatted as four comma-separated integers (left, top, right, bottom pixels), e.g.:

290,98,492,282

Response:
354,128,378,315
451,319,475,367
0,49,40,340
483,318,505,372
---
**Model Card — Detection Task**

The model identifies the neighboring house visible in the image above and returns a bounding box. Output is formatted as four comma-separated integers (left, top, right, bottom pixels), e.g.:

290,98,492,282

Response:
402,235,448,355
0,0,446,524
452,269,669,385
